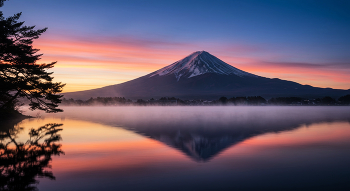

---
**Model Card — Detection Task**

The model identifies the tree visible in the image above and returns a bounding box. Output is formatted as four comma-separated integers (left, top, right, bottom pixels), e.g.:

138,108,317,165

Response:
247,96,266,105
0,0,65,116
219,96,228,104
338,94,350,105
0,123,64,191
321,96,335,105
228,96,247,105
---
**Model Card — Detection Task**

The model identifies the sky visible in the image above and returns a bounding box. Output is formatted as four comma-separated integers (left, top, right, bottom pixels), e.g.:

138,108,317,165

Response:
2,0,350,92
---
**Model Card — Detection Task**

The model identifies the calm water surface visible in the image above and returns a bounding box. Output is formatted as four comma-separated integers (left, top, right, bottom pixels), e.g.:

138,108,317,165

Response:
7,106,350,190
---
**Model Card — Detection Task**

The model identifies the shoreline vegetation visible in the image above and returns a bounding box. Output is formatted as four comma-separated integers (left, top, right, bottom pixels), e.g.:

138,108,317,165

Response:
0,111,32,131
61,94,350,106
1,0,64,120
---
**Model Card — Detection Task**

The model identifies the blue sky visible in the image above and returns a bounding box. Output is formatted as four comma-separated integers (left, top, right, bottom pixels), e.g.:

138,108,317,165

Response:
3,0,350,91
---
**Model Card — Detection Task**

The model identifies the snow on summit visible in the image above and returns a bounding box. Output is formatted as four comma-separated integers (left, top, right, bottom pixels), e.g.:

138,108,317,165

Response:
150,51,255,81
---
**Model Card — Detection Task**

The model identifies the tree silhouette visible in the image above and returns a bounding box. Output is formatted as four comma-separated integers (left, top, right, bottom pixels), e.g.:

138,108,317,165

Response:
321,96,336,105
338,94,350,105
228,97,247,105
0,0,65,116
219,97,228,104
0,123,64,191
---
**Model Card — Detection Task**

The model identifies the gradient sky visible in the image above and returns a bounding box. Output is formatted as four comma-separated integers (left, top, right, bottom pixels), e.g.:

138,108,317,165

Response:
3,0,350,92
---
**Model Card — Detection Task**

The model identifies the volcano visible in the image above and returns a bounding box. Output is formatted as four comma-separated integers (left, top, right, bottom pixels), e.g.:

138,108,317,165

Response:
64,51,350,100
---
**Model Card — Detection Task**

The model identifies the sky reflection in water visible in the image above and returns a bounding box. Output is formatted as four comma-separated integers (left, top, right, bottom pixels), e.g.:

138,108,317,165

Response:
15,106,350,190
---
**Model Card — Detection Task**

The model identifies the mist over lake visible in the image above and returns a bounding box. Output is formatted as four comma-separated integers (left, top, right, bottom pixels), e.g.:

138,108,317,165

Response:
11,106,350,190
2,1,350,191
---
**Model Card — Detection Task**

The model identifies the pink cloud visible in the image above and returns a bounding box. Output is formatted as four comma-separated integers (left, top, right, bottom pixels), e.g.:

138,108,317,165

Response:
34,34,350,92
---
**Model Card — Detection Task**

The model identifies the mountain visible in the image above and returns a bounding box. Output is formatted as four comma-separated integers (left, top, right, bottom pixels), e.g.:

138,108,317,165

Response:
64,51,350,100
149,50,256,80
52,107,350,162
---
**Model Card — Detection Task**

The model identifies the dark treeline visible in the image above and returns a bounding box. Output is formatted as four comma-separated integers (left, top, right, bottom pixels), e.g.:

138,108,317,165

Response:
62,97,133,106
61,94,350,106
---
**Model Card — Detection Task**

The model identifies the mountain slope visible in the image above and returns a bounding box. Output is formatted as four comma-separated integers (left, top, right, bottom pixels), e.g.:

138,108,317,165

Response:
149,51,256,80
64,51,350,100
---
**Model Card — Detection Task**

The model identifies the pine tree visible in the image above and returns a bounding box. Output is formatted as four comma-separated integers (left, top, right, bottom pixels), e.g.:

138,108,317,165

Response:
0,0,65,116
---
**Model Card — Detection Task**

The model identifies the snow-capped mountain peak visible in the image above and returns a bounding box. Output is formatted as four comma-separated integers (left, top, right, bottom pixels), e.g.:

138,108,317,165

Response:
150,51,255,81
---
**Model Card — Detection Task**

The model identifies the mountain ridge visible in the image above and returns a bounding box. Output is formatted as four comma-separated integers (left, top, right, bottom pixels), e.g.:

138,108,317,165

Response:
149,51,256,81
64,51,350,100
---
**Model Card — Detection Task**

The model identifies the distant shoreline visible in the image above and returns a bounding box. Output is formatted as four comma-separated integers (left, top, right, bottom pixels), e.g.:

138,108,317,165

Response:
60,95,350,106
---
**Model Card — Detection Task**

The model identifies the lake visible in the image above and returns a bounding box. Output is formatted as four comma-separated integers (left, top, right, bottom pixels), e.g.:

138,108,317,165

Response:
3,106,350,191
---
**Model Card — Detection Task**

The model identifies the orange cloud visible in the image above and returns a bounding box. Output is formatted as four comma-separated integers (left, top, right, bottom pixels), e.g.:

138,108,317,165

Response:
33,35,350,92
235,62,350,89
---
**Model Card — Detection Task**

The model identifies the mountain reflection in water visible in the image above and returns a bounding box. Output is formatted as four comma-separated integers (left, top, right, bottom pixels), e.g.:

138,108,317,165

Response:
0,123,64,191
28,106,350,162
16,106,350,191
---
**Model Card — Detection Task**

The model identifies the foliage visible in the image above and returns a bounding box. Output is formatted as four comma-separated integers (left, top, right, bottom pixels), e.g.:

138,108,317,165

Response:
227,96,266,105
268,97,304,105
61,94,350,106
62,97,132,106
0,0,65,115
321,96,336,105
0,123,64,191
338,94,350,105
219,96,228,104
